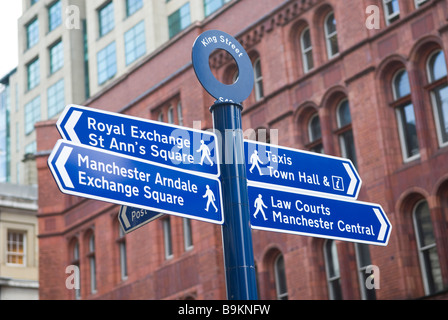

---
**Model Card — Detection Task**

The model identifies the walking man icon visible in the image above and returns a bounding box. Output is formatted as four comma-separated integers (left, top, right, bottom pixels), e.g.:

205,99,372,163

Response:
197,140,213,166
253,194,268,221
249,150,263,175
203,185,218,212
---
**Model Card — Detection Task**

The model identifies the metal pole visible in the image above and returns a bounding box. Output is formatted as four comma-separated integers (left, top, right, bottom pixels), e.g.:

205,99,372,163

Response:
210,101,258,300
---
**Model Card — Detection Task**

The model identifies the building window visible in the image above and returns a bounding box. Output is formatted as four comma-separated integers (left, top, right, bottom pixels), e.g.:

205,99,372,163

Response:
427,50,448,147
308,113,324,153
392,69,420,162
31,0,39,6
25,96,41,134
168,3,191,39
383,0,400,25
336,99,357,167
49,40,64,74
26,18,39,49
70,239,81,299
126,0,143,17
99,1,114,37
204,0,231,17
324,12,339,59
300,27,314,73
413,200,443,295
88,233,97,294
47,79,65,118
167,106,174,124
27,58,40,91
253,58,264,101
324,240,342,300
183,218,193,251
177,102,183,126
117,224,128,280
355,244,376,300
125,21,146,66
6,231,26,266
48,1,62,32
97,42,117,85
415,0,428,9
274,254,288,300
163,218,173,259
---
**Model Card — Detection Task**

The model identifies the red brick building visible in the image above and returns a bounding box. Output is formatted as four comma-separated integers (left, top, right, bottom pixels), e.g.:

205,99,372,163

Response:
36,0,448,299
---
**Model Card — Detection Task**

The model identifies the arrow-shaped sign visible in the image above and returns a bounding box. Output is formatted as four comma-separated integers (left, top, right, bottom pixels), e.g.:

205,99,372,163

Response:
57,104,220,177
245,140,362,200
48,140,224,225
248,185,391,246
119,206,163,233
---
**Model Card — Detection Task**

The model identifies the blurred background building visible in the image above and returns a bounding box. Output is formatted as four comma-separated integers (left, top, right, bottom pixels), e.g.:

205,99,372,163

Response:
1,0,448,300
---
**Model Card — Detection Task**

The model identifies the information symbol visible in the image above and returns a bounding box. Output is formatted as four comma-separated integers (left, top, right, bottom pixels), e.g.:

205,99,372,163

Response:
332,176,344,192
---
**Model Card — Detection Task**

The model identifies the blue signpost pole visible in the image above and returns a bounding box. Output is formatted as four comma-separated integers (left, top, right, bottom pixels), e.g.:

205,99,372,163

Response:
210,101,258,300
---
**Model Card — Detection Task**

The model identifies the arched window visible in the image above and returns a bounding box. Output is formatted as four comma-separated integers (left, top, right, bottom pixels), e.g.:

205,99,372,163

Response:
427,50,448,146
413,200,443,295
308,113,324,153
253,58,264,101
177,101,184,126
323,240,342,300
336,99,357,167
324,12,339,59
300,27,314,73
392,69,420,162
274,254,288,300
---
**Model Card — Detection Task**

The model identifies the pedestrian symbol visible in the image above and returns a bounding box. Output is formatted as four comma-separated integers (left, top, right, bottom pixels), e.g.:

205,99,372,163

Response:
203,185,218,212
249,150,264,175
197,140,213,166
253,194,268,221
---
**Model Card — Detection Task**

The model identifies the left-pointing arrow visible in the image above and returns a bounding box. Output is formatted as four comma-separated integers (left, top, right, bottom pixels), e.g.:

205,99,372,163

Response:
65,110,82,144
55,146,74,188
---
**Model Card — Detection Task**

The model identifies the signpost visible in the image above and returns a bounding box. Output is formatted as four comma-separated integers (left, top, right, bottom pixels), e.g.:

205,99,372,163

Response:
245,140,361,199
46,28,392,301
48,140,223,225
248,185,391,246
57,104,220,176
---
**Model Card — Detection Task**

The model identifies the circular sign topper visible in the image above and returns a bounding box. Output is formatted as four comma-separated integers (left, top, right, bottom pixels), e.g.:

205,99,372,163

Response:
192,30,254,104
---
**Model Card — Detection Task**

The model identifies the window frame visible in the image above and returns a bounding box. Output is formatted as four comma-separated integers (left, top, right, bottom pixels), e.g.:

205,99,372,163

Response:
383,0,400,25
274,254,288,300
412,199,443,295
426,50,448,148
300,27,314,73
253,58,264,101
391,69,420,162
324,11,339,60
6,230,27,267
323,239,342,300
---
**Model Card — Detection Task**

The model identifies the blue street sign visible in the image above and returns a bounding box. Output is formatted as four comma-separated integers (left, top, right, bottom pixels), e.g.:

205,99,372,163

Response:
57,104,220,176
245,140,362,200
192,30,254,103
48,140,224,225
248,185,391,246
119,206,163,234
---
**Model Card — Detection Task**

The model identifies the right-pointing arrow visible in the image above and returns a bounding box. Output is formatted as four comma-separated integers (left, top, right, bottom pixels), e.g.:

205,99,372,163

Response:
65,110,82,144
55,146,74,188
343,163,358,196
373,208,387,241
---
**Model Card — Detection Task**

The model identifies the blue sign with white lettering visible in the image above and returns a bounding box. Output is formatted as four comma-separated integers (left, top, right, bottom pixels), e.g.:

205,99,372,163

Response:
192,30,254,103
57,104,220,176
245,140,362,199
118,206,163,234
48,140,223,225
249,185,391,246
